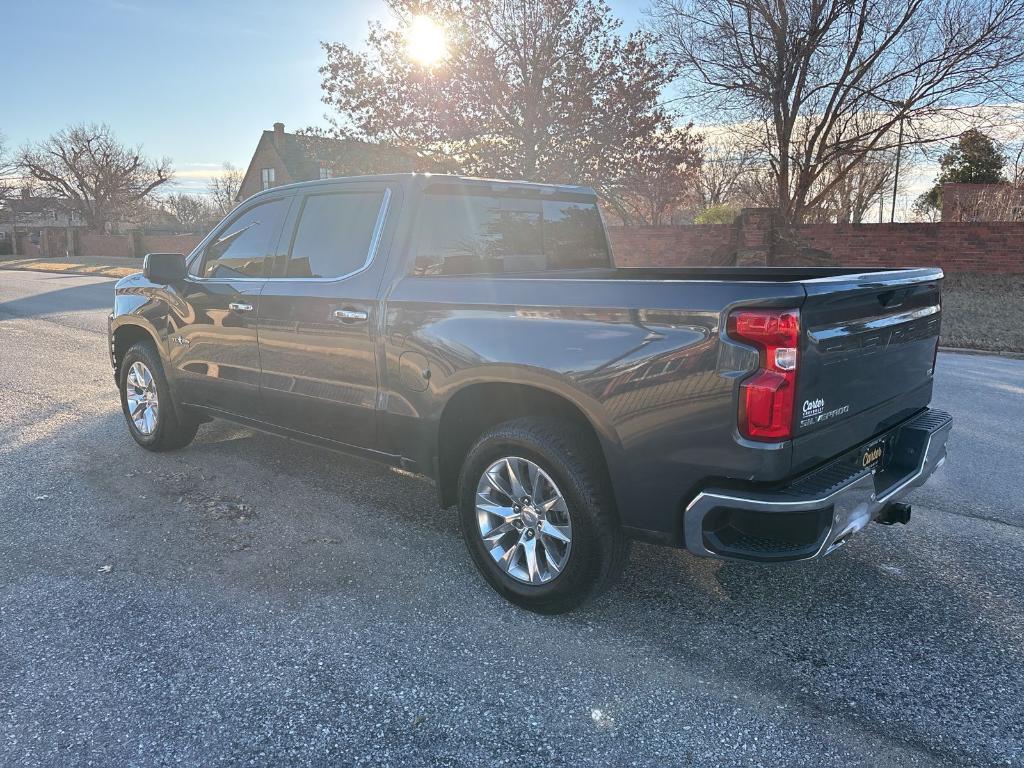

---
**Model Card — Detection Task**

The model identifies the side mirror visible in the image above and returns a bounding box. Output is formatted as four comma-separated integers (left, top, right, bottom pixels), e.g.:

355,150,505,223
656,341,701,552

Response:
143,253,187,284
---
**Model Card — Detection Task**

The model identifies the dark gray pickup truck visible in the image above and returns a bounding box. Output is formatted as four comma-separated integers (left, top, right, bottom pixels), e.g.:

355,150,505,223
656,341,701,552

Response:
108,173,951,612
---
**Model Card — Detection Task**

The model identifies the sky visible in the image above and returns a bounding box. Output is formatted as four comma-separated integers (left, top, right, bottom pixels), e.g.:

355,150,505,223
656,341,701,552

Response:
3,0,647,195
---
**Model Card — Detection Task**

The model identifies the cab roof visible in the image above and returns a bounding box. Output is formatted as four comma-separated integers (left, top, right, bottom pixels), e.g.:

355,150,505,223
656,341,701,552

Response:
248,173,597,201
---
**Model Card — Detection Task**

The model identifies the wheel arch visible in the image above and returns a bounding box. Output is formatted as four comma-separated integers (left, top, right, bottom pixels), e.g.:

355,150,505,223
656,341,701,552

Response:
435,378,620,509
111,320,162,382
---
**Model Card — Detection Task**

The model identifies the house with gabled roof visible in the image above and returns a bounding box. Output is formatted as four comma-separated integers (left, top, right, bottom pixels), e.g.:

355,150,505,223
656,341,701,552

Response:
236,122,441,202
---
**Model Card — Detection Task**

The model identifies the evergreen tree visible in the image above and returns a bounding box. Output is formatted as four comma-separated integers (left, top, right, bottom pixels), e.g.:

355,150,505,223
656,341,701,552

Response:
916,129,1006,214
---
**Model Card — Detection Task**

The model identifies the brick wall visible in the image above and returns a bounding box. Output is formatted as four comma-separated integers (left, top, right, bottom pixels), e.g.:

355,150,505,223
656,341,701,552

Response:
78,232,133,258
141,233,204,256
608,214,1024,274
74,232,204,259
797,222,1024,273
607,224,736,267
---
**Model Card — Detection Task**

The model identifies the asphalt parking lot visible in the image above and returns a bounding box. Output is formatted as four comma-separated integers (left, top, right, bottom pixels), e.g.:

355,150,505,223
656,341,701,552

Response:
1,270,1022,767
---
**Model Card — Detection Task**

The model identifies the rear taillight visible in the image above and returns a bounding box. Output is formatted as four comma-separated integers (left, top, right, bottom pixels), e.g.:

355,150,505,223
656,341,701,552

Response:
728,308,800,441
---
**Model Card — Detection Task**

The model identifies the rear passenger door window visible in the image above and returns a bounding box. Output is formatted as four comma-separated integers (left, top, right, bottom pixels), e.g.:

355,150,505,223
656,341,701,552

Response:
194,197,290,279
280,191,387,279
412,191,610,275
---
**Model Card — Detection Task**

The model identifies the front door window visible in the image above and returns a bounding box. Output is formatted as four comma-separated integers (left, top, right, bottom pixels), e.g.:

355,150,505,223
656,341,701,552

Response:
196,198,290,279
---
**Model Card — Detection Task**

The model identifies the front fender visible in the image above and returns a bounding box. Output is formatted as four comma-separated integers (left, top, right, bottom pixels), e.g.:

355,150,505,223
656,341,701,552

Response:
110,274,176,377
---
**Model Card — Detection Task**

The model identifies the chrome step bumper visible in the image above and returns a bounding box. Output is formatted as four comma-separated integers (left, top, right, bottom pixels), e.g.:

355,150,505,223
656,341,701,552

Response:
683,409,953,562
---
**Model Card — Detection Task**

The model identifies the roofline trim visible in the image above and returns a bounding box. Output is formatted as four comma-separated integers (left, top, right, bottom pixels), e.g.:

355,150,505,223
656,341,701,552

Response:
242,173,597,202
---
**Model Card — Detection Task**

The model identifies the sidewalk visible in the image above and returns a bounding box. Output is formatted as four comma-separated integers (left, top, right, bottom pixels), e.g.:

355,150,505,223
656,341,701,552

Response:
0,255,142,278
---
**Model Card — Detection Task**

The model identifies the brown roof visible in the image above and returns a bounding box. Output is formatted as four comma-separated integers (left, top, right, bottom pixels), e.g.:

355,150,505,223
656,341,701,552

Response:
274,132,428,179
5,196,75,214
238,125,444,200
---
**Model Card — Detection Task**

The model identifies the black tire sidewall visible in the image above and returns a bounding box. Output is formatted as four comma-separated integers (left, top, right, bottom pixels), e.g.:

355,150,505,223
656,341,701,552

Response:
458,424,612,611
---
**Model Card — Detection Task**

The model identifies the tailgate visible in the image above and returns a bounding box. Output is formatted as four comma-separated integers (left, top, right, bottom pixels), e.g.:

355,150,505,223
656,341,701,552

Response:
795,269,942,448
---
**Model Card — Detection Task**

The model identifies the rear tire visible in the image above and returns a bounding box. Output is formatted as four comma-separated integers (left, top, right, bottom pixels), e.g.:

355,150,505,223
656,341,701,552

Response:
457,417,629,614
119,340,199,451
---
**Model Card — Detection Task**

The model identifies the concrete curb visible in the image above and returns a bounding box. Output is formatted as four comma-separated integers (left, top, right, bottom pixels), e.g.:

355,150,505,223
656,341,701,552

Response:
939,346,1024,360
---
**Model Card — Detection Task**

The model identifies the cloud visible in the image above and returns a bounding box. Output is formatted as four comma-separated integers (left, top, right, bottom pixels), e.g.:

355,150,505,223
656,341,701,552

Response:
163,164,238,196
174,168,230,180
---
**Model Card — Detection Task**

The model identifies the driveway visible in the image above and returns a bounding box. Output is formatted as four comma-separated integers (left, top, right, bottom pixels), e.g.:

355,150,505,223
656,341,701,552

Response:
1,270,1021,767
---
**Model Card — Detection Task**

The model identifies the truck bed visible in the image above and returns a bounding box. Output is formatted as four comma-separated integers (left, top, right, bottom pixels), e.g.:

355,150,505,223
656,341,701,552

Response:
468,266,937,282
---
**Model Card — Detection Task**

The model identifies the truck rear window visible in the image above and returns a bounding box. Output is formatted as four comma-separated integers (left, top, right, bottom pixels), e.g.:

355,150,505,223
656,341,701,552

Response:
412,192,610,275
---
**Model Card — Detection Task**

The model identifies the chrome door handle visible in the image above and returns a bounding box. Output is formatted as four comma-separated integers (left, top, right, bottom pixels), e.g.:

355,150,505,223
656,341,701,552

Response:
332,309,368,323
228,302,254,312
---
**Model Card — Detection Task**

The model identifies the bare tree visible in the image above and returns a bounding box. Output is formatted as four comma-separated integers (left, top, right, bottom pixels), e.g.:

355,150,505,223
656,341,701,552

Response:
937,184,1024,221
1007,143,1024,188
161,193,216,233
208,162,243,217
599,127,703,225
0,132,18,204
813,152,900,223
695,138,760,208
19,123,172,231
739,171,775,210
650,0,1024,223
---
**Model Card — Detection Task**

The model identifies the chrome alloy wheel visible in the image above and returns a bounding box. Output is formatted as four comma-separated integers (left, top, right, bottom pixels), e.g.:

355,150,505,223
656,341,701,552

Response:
125,361,159,435
475,456,573,585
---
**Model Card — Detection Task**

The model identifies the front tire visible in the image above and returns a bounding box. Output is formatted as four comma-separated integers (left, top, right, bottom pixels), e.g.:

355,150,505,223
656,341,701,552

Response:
119,341,199,451
457,418,629,614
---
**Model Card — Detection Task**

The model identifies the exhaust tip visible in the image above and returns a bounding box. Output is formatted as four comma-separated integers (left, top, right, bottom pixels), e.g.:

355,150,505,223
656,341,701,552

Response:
876,501,912,526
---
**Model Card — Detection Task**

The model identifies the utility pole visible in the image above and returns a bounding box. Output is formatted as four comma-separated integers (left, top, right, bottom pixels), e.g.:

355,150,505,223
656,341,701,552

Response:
890,107,906,223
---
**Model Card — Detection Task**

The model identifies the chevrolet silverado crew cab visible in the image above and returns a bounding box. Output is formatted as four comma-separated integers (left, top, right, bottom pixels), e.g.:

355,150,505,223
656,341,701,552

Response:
109,174,952,612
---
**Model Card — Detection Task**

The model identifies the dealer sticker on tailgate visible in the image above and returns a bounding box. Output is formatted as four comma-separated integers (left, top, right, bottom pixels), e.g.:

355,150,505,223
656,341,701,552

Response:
800,397,851,428
860,439,885,470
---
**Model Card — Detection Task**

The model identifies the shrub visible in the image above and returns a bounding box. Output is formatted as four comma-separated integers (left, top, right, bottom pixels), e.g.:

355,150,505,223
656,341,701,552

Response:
694,204,738,225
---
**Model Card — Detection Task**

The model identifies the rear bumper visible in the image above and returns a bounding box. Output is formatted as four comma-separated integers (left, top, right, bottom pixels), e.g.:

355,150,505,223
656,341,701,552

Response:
683,408,952,562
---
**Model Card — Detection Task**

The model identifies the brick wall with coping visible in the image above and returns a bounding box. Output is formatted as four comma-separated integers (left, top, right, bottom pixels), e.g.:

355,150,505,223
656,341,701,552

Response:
61,211,1024,273
78,232,134,259
75,232,204,259
608,211,1024,274
141,234,204,256
797,222,1024,273
607,223,736,267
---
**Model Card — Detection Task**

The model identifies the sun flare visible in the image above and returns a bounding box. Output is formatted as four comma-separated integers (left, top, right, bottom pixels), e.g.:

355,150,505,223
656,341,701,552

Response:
405,14,447,67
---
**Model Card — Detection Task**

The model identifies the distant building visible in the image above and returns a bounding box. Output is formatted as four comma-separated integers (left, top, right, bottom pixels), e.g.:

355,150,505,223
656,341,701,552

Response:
941,182,1024,222
0,192,87,257
236,122,440,202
